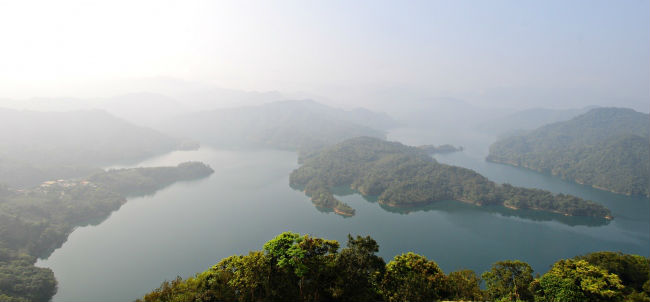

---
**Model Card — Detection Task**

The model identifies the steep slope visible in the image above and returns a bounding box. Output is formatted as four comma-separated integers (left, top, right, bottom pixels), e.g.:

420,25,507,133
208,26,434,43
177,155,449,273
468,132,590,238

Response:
487,108,649,196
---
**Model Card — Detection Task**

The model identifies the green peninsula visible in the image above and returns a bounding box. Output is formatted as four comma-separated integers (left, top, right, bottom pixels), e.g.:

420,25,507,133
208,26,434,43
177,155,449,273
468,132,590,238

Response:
290,137,611,219
487,107,649,196
0,162,213,302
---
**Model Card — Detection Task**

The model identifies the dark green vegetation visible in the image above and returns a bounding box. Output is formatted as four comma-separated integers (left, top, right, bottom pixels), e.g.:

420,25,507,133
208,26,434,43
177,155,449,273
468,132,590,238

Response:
138,232,650,302
0,162,213,302
488,107,650,196
531,251,650,302
158,100,397,151
290,137,611,218
90,162,215,196
0,108,195,188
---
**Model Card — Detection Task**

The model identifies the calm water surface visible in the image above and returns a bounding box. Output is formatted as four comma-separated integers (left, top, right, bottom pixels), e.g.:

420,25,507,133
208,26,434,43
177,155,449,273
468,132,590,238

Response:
37,128,649,302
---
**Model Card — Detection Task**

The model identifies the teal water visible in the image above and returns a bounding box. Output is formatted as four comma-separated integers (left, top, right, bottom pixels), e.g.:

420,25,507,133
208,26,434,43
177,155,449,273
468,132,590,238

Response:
37,129,649,302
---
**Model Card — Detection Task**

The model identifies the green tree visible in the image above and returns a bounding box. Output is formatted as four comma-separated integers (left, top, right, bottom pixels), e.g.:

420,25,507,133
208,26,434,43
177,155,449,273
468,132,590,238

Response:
262,232,301,300
332,235,385,301
446,269,484,301
379,252,448,302
216,251,271,302
535,259,624,302
263,231,339,301
482,260,534,302
576,251,650,296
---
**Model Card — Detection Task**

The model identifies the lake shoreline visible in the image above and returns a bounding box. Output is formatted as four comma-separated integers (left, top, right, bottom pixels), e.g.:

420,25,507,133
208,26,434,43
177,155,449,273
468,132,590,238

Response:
486,157,643,197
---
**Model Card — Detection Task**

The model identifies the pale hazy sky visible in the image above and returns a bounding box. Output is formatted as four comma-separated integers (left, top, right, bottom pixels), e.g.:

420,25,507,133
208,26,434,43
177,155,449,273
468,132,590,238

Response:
1,0,648,110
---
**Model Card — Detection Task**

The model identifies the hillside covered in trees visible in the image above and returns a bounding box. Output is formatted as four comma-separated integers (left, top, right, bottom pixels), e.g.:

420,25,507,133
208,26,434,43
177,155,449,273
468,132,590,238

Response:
157,100,396,151
487,107,650,196
290,137,611,219
0,162,213,302
0,108,196,188
138,231,650,302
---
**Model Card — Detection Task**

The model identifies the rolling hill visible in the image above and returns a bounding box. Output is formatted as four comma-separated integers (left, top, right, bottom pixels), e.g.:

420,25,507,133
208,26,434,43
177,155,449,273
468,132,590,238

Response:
487,107,650,196
157,100,397,151
0,108,191,187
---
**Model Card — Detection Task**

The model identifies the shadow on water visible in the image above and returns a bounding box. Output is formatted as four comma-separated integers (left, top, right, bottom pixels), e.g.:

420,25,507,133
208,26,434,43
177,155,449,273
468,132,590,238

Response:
120,177,212,199
434,151,649,223
294,185,609,227
289,184,355,218
376,200,610,227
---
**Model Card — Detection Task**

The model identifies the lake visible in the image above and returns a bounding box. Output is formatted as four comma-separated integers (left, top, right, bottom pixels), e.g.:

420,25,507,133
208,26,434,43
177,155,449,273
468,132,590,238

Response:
37,128,649,302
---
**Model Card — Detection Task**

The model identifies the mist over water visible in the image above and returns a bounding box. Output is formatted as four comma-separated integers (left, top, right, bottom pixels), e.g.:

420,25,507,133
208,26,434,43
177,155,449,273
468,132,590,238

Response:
1,1,648,301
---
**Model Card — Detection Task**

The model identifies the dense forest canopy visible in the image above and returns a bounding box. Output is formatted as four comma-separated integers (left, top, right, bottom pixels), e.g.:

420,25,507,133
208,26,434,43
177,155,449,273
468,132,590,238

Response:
0,108,195,188
156,100,397,151
290,137,611,219
0,162,213,302
487,107,650,196
138,232,650,302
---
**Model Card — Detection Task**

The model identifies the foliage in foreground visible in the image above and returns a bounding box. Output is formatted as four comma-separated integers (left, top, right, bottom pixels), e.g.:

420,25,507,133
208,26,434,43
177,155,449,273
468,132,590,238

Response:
138,232,650,302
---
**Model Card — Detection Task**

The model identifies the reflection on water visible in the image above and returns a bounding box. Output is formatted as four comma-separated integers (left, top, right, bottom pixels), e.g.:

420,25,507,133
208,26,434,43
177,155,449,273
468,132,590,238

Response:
376,200,610,227
326,185,609,226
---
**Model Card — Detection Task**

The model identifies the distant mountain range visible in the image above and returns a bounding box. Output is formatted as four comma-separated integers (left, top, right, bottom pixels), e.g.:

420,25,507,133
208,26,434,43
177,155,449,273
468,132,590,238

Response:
0,89,285,128
0,108,191,187
487,107,650,196
157,100,399,151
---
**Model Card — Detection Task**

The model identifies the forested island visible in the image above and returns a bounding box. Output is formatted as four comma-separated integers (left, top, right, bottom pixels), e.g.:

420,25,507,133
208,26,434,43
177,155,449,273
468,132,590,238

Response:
290,137,611,219
0,162,213,302
138,231,650,302
487,107,650,196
